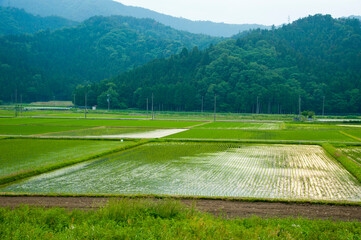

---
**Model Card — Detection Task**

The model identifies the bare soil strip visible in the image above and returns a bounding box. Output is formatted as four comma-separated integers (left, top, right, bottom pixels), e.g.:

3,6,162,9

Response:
0,196,360,221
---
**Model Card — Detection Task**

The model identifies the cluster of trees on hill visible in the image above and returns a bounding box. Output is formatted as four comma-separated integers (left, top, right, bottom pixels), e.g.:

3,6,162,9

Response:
0,15,220,102
78,15,361,114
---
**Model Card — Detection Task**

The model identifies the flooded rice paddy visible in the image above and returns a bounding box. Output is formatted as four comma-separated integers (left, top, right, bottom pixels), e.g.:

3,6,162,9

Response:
2,143,361,202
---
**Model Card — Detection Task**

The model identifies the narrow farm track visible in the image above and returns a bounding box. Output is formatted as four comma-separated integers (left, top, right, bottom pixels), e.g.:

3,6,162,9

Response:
0,196,361,221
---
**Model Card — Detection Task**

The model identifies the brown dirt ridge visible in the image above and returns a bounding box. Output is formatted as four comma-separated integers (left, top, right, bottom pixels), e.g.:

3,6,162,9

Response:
0,196,360,221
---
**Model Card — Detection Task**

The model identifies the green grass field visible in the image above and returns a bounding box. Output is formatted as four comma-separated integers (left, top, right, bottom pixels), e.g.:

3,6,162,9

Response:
166,129,358,142
0,138,131,177
0,199,360,240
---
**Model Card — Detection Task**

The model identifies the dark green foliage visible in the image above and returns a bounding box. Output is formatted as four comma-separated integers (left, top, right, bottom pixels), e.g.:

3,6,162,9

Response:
0,15,220,102
97,14,361,113
0,7,77,35
0,199,360,239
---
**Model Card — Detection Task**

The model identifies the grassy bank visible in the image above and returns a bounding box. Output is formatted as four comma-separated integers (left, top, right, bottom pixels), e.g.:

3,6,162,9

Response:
0,199,360,239
1,193,361,206
322,143,361,183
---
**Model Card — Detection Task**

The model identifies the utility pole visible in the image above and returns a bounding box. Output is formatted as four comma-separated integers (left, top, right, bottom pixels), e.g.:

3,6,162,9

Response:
15,89,17,117
201,96,204,113
151,93,154,120
214,94,217,122
298,95,301,116
73,94,76,106
84,90,87,119
256,96,259,114
146,98,149,117
107,94,110,111
322,96,325,116
20,94,22,116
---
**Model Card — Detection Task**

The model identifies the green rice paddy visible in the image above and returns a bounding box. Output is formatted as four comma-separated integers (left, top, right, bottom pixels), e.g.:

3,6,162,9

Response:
0,139,131,177
166,129,358,142
0,118,203,128
0,125,92,135
44,127,156,137
3,143,360,202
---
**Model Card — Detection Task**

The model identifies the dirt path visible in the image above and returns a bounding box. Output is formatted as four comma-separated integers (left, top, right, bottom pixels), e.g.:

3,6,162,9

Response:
0,196,360,221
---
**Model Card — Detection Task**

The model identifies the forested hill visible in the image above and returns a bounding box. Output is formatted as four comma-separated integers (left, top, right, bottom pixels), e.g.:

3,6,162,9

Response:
0,7,78,35
0,0,269,37
87,15,361,113
0,15,220,101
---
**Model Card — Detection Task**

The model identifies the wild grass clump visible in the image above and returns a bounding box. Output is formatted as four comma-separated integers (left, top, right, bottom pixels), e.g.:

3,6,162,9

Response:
0,198,360,239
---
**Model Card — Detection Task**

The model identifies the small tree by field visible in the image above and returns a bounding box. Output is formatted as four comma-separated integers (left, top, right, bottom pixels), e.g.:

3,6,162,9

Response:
301,111,315,120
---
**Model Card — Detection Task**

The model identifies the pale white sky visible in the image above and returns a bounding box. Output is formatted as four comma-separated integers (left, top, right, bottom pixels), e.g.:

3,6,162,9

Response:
114,0,361,25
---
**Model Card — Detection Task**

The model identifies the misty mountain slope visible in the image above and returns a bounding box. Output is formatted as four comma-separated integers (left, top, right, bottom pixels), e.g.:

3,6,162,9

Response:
0,0,269,37
88,15,361,113
0,6,78,35
0,15,220,101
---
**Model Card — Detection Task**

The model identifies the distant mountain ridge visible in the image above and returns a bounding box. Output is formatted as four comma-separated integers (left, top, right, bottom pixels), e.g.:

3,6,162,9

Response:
0,0,269,37
0,6,78,35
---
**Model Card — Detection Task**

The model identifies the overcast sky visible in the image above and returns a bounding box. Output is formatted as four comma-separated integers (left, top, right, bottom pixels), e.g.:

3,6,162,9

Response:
114,0,361,25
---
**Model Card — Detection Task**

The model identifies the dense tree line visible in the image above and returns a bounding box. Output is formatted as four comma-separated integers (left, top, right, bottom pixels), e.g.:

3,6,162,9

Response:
83,15,361,114
0,15,220,102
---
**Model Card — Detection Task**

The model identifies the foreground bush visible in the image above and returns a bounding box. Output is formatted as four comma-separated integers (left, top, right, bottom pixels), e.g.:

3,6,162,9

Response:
0,199,360,239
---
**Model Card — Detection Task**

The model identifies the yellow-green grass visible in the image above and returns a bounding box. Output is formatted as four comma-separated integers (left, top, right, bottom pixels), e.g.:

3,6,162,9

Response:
322,143,361,184
338,146,361,166
0,138,133,178
195,121,282,129
1,199,360,240
165,129,358,142
47,113,148,118
342,130,361,140
285,122,348,129
0,125,92,135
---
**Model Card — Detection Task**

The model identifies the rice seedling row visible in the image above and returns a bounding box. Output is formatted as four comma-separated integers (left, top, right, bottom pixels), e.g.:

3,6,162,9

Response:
2,143,360,202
